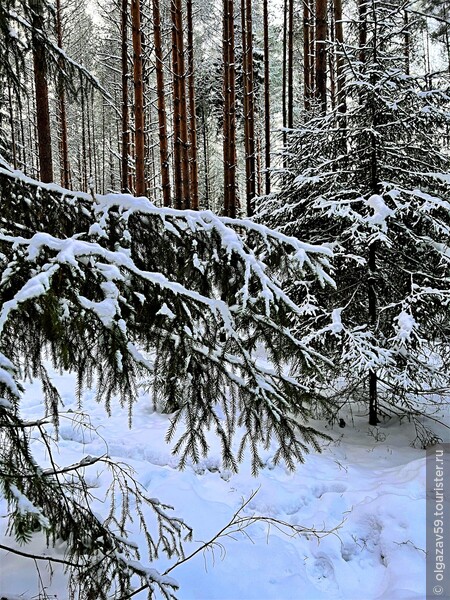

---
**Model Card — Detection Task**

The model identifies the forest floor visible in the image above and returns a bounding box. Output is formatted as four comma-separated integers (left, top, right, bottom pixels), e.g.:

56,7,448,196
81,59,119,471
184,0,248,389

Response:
1,367,444,599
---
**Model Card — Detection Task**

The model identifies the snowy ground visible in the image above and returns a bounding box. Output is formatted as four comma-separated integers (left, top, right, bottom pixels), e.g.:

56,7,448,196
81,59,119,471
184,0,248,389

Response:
0,369,438,600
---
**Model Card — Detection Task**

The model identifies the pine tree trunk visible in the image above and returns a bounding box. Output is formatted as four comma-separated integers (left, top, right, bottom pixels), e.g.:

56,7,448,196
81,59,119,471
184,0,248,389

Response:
132,0,145,196
171,0,190,209
309,0,315,96
81,92,88,191
403,10,410,76
187,0,199,210
282,0,287,146
334,0,345,116
56,0,70,188
30,0,53,183
241,0,256,216
223,0,237,218
315,0,327,113
263,0,270,194
152,0,171,206
303,0,311,110
7,83,17,169
121,0,129,192
287,0,294,128
201,106,210,209
358,0,367,66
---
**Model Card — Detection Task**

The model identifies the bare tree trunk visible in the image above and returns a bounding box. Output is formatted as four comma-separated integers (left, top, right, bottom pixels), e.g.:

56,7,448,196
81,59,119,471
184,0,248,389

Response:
358,0,367,66
152,0,171,206
403,10,410,76
81,91,88,191
303,0,311,110
241,0,256,215
121,0,130,192
282,0,287,145
223,0,237,218
201,106,210,209
309,0,315,96
30,0,53,183
7,83,17,169
263,0,270,194
56,0,70,188
334,0,345,115
315,0,327,113
287,0,294,128
187,0,199,209
171,0,190,209
132,0,146,196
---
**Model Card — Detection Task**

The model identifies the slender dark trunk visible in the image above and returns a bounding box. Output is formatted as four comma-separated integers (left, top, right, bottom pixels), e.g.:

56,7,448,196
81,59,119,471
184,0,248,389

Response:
56,0,70,188
223,0,237,218
201,106,210,209
287,0,294,128
152,0,171,206
241,0,256,215
171,0,190,209
121,0,129,192
7,83,17,169
187,0,199,209
282,0,287,145
30,0,53,183
303,0,311,110
263,0,270,194
81,91,87,191
132,0,145,196
358,0,367,66
315,0,327,113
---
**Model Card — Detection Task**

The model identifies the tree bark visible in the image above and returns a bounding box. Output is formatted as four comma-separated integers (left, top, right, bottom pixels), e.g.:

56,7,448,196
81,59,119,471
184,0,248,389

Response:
303,0,311,110
187,0,199,209
241,0,256,215
56,0,70,188
334,0,346,116
223,0,237,218
152,0,171,206
315,0,327,113
171,0,190,209
121,0,130,192
132,0,145,196
30,0,53,183
287,0,294,128
263,0,270,194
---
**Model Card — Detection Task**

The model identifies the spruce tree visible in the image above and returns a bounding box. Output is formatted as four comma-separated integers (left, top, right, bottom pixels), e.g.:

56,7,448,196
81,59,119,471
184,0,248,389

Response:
257,0,450,436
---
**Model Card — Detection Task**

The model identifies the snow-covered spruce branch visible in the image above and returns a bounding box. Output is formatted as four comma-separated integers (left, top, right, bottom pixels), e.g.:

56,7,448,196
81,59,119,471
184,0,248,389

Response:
0,402,192,599
119,489,343,600
0,166,339,597
0,166,336,473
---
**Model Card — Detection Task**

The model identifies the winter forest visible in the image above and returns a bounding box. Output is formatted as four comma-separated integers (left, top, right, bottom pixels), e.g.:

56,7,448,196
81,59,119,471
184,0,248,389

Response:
0,0,449,597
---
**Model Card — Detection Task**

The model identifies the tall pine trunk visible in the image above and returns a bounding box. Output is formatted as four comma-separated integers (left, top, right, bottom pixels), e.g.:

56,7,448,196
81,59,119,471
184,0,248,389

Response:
223,0,237,218
152,0,171,206
187,0,199,209
56,0,70,188
263,0,270,194
241,0,256,215
287,0,294,128
315,0,327,113
171,0,190,209
303,0,311,110
132,0,145,196
30,0,53,183
121,0,129,192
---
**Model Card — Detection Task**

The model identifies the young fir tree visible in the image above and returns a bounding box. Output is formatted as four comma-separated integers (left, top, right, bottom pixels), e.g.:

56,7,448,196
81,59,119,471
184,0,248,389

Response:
257,0,450,437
